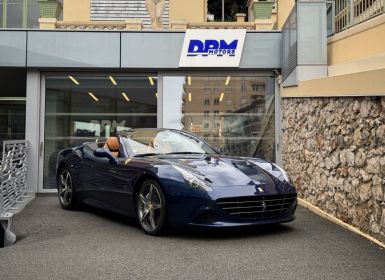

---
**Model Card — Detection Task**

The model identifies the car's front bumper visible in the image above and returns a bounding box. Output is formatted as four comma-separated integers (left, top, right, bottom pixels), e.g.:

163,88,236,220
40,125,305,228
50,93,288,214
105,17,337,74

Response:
185,204,297,228
164,182,297,228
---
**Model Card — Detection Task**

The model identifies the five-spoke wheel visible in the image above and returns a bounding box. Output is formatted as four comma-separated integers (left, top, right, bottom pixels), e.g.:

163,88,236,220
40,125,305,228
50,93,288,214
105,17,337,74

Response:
57,168,76,209
137,180,167,235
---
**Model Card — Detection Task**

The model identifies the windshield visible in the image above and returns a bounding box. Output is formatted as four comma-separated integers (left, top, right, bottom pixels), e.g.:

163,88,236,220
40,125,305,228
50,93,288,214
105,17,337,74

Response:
121,129,218,157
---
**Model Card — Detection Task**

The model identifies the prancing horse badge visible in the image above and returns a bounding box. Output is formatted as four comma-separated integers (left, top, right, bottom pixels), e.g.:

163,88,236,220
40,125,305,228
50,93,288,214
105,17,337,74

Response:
262,201,267,211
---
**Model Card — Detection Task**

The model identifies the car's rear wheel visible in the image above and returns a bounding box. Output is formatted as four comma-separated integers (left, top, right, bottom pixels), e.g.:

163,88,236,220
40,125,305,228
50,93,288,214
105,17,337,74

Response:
136,180,167,235
57,167,77,210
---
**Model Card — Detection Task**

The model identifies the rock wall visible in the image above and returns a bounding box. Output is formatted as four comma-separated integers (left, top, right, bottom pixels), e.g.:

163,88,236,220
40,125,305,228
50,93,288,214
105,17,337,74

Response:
282,96,385,243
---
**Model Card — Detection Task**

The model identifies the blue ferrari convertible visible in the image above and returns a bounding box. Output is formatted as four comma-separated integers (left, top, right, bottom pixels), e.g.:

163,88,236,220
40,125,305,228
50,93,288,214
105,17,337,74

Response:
56,128,297,235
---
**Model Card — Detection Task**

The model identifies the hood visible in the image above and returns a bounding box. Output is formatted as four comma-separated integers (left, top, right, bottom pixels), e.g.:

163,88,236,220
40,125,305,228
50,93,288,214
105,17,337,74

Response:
158,154,280,188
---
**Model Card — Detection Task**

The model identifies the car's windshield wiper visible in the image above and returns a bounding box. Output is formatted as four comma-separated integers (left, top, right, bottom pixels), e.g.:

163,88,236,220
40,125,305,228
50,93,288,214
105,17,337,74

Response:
134,153,163,157
165,152,206,155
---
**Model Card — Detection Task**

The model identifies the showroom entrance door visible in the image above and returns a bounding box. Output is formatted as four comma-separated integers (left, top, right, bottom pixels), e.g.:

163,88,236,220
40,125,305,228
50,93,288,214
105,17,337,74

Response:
38,74,159,192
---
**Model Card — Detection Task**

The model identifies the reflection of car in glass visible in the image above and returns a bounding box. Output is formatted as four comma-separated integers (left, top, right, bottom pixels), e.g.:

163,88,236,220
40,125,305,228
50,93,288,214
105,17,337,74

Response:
56,129,297,235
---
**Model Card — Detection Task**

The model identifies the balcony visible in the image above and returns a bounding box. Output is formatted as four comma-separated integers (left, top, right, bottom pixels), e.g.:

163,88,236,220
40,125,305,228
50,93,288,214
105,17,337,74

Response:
0,0,278,31
334,0,385,33
170,19,268,31
172,0,278,31
0,0,40,29
38,18,143,30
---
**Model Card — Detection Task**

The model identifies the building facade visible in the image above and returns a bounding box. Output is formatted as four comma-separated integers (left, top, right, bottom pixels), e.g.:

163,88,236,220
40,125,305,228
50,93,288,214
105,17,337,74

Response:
0,29,282,190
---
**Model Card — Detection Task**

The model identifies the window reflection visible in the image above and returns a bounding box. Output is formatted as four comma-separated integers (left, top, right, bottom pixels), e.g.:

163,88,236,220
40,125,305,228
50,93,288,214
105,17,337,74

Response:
163,75,275,162
44,75,157,189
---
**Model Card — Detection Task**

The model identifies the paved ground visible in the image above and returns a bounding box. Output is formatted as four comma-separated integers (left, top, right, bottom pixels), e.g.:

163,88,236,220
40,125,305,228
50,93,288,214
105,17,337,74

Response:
0,196,384,280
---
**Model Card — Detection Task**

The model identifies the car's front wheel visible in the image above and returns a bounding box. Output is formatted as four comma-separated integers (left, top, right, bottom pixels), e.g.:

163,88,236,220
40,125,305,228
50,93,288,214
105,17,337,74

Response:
136,180,167,235
57,167,77,210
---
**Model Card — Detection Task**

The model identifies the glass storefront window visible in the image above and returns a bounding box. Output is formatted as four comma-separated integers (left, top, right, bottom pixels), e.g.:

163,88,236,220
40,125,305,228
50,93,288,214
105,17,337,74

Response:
163,75,275,162
1,0,40,28
6,0,23,28
27,0,40,28
43,74,158,189
0,69,26,151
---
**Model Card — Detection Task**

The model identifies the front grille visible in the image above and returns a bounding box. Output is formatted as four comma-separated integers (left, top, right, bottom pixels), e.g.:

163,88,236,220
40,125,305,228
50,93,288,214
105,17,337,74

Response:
216,194,297,219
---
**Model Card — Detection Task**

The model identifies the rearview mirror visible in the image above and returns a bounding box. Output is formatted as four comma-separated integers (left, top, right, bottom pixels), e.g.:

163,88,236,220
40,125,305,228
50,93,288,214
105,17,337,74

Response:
94,148,117,164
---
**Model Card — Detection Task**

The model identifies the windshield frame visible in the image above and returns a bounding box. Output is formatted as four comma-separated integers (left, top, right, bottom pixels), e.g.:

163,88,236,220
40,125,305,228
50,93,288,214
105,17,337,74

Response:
118,129,220,158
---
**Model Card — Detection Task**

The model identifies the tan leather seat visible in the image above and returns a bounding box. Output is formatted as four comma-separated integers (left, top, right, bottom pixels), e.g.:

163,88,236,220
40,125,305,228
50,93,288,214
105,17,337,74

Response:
104,137,120,157
149,137,155,148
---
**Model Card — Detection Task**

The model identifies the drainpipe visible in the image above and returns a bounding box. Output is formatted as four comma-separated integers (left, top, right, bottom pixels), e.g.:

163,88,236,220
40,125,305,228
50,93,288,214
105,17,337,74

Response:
222,0,225,21
349,0,354,26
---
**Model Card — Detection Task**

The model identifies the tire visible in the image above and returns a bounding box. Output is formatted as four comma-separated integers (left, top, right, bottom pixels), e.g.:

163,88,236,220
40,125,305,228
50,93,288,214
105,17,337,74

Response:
136,180,167,235
57,167,77,210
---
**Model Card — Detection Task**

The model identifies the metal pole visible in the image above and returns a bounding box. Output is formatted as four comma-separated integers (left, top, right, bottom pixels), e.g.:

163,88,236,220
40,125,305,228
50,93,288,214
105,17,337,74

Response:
349,0,354,27
22,0,28,28
327,0,336,35
2,0,7,28
222,0,224,21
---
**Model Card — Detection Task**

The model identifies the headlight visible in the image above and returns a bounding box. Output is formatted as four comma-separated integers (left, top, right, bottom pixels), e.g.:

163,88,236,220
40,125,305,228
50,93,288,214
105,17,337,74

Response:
272,163,290,183
173,165,213,192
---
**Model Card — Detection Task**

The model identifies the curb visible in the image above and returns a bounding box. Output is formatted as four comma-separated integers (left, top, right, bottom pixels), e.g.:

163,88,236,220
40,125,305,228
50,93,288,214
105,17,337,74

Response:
298,198,385,249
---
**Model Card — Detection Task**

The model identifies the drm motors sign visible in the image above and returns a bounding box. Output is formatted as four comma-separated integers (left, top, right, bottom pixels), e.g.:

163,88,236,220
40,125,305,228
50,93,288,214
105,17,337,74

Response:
179,29,246,67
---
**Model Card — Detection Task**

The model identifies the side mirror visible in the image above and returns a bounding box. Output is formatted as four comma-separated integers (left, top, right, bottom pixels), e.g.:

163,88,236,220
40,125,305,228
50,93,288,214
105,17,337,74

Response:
94,148,117,164
214,147,225,154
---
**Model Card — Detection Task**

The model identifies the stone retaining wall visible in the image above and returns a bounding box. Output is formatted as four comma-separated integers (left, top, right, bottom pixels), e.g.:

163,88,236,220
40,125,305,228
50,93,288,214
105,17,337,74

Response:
282,96,385,243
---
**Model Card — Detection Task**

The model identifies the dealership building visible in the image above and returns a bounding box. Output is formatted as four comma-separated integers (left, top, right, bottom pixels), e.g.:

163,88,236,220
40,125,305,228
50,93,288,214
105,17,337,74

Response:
0,0,384,244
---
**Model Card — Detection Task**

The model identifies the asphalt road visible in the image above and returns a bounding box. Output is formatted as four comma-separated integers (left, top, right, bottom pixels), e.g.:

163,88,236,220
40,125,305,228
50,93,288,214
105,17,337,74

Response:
0,196,384,280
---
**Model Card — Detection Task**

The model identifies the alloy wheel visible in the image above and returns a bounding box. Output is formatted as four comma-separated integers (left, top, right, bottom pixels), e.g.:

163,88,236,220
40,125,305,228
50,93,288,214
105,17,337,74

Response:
137,182,164,233
58,170,73,208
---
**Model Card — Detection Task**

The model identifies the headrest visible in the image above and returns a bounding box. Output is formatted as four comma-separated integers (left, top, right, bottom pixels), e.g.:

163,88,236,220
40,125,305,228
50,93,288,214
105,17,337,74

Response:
105,137,119,152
